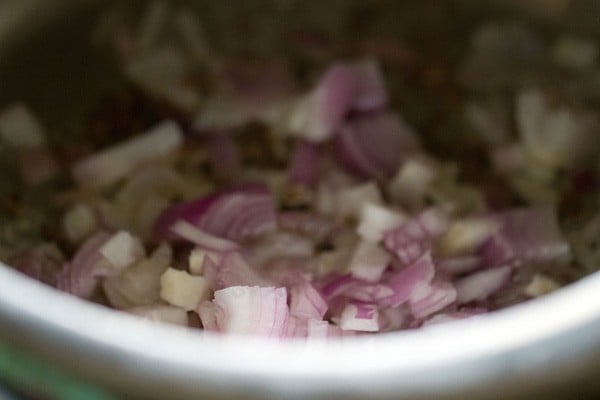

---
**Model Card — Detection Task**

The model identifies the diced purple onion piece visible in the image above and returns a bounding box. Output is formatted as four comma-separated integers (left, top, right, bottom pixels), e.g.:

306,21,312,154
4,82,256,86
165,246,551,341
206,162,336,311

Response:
335,112,420,181
481,207,571,267
382,252,435,308
213,252,268,290
154,183,277,242
350,59,388,112
409,279,457,319
56,231,114,299
384,208,449,266
289,281,328,320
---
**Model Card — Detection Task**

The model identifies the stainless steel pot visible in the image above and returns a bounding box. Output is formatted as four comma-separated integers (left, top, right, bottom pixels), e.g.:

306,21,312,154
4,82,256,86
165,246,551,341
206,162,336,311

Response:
0,1,599,399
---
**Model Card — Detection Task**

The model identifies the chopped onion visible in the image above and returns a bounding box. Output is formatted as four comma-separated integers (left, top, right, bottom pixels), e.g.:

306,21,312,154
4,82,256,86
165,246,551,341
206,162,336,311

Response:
337,181,382,221
99,231,146,271
160,268,210,311
438,217,500,256
516,89,598,169
388,157,437,207
348,240,391,283
339,302,379,332
103,243,172,309
154,183,277,242
524,274,560,297
170,221,240,254
213,252,268,289
384,208,449,266
356,203,406,242
335,112,420,181
383,252,435,308
72,120,184,189
288,60,387,143
455,265,512,304
56,231,114,299
212,286,289,337
63,204,98,244
481,207,571,267
188,248,222,275
289,281,328,320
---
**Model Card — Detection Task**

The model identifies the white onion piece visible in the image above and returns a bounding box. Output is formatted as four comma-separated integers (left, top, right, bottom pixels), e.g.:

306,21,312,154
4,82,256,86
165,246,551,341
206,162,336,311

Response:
63,204,97,244
102,243,172,309
348,241,391,283
516,89,598,169
213,286,289,337
339,303,379,332
455,266,512,304
524,274,560,297
337,181,382,221
170,220,240,253
160,268,210,311
99,231,146,271
307,319,330,339
388,157,437,207
188,248,222,275
0,103,46,149
357,203,406,242
438,218,500,256
409,280,457,319
127,305,189,327
72,120,184,189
